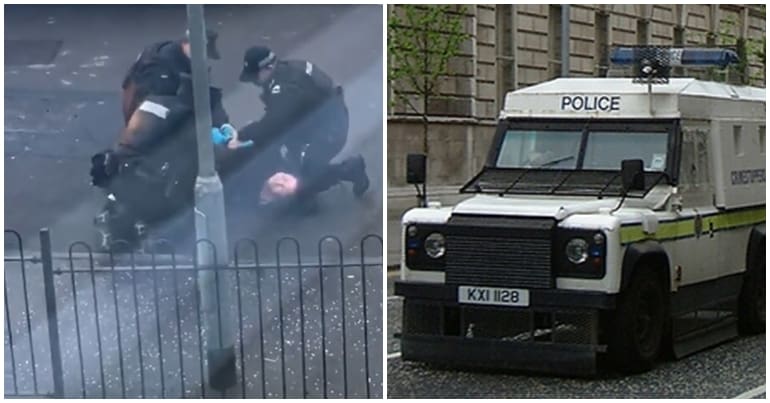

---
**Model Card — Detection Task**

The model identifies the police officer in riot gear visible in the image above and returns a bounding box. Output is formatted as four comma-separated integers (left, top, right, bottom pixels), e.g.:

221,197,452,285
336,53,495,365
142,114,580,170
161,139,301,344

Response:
91,78,230,250
233,46,369,204
121,29,221,125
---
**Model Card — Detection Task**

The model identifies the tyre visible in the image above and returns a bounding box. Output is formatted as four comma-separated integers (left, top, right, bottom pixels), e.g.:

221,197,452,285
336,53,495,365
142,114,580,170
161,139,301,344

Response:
739,245,765,334
609,268,666,373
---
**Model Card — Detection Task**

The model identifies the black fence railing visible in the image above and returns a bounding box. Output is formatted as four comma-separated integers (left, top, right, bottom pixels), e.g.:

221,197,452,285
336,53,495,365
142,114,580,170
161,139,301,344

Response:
4,229,383,398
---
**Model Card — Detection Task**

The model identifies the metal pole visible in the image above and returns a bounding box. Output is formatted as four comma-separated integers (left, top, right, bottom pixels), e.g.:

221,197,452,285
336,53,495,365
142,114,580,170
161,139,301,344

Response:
561,5,570,77
186,5,236,392
40,229,64,397
648,80,653,116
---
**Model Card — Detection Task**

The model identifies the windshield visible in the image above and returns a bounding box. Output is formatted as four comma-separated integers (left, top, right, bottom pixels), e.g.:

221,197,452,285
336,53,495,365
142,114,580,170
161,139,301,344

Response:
583,131,668,171
495,128,669,171
463,120,675,197
496,130,582,169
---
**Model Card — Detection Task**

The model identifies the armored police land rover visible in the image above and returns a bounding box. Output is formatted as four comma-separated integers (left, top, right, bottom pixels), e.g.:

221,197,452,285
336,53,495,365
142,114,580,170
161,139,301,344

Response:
395,48,765,374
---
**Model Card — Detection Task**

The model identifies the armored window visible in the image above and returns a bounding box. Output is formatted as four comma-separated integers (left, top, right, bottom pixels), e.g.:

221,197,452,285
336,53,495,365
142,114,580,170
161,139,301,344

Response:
679,128,711,189
733,125,744,157
680,131,695,186
695,129,711,186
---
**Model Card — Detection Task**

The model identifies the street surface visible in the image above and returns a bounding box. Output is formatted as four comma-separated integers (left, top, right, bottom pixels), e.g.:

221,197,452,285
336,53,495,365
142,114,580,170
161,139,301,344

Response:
5,5,383,398
387,271,766,399
5,4,383,252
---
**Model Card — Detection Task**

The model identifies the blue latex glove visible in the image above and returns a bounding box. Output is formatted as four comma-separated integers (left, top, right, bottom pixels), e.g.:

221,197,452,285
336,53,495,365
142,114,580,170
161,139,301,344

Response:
211,127,231,145
220,123,236,138
213,124,255,149
221,124,255,149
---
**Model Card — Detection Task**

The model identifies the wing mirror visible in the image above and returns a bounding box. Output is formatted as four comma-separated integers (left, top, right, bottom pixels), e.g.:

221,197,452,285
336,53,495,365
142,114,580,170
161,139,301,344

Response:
621,159,645,192
406,153,426,185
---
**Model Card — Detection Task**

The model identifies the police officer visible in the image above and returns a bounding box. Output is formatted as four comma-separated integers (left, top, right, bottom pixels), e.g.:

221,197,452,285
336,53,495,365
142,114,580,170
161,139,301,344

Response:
118,29,241,179
235,46,369,201
91,79,226,250
121,29,222,125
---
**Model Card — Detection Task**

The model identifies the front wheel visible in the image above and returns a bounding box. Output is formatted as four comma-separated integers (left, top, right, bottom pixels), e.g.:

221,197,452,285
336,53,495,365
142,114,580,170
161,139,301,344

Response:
609,268,666,373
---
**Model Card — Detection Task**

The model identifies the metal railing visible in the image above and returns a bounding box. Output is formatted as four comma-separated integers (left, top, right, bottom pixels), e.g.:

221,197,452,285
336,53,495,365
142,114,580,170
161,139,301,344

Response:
4,228,383,398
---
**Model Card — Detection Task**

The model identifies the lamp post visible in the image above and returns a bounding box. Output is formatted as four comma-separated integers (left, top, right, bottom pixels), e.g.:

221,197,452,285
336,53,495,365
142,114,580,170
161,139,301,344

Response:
186,4,236,392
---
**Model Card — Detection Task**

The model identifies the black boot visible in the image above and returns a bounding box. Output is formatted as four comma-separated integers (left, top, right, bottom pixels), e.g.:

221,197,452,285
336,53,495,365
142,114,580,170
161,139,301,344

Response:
94,198,139,253
342,155,369,198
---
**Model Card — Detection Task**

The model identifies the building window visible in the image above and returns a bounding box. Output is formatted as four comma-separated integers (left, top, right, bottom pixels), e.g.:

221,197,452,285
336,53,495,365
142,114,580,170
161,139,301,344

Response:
672,26,685,77
595,9,609,77
636,18,650,45
496,4,515,109
548,4,562,78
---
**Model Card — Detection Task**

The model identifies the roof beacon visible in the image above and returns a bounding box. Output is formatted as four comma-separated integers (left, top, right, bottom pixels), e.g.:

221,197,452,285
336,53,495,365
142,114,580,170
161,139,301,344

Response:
610,47,739,69
609,46,740,115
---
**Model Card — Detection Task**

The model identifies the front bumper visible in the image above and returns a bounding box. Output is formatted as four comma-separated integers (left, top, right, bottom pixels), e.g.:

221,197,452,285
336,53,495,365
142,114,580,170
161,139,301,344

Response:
395,281,615,375
401,334,600,375
395,281,616,309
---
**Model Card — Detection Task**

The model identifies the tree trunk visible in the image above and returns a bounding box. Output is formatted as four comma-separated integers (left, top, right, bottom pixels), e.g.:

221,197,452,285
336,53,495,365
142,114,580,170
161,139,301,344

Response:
422,98,429,156
422,42,430,159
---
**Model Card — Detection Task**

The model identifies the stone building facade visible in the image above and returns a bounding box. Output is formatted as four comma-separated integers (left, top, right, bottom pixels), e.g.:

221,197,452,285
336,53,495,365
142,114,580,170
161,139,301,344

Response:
387,4,766,188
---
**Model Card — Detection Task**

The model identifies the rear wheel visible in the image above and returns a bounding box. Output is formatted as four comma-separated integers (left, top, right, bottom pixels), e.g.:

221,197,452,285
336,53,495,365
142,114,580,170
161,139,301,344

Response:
739,245,765,334
609,268,666,373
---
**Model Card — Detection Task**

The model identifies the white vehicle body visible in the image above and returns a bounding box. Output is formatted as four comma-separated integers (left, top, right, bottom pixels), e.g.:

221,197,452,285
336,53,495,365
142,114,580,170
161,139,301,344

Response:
396,77,765,374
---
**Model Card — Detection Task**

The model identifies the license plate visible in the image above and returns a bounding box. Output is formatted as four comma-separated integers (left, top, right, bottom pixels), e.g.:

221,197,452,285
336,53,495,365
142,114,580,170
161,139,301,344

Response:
458,286,530,307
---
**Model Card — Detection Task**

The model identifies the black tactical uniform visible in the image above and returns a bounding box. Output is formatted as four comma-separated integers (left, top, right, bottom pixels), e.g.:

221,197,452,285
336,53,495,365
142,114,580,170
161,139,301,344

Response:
234,46,369,201
91,81,227,249
121,30,221,125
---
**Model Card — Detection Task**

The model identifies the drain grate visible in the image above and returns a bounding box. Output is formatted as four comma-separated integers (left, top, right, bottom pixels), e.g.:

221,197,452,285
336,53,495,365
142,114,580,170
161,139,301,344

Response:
5,39,62,66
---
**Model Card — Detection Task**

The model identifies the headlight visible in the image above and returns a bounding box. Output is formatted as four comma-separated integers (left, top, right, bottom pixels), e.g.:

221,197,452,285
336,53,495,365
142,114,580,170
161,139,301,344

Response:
406,225,418,237
424,232,446,259
593,232,605,245
565,238,589,264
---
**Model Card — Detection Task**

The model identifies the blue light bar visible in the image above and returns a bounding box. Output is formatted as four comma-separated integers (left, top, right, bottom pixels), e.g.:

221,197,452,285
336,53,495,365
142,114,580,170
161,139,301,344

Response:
610,47,739,69
609,48,637,64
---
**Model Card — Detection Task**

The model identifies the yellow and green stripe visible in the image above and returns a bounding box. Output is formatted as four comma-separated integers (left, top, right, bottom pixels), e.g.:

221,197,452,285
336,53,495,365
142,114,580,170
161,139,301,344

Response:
620,205,765,244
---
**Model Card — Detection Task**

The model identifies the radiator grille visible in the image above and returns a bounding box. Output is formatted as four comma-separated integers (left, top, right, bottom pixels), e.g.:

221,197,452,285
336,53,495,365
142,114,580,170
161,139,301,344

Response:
445,215,555,289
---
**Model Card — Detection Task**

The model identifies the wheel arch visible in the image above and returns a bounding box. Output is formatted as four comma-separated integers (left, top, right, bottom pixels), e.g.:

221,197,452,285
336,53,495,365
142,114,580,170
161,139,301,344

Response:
746,224,765,273
620,240,671,293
